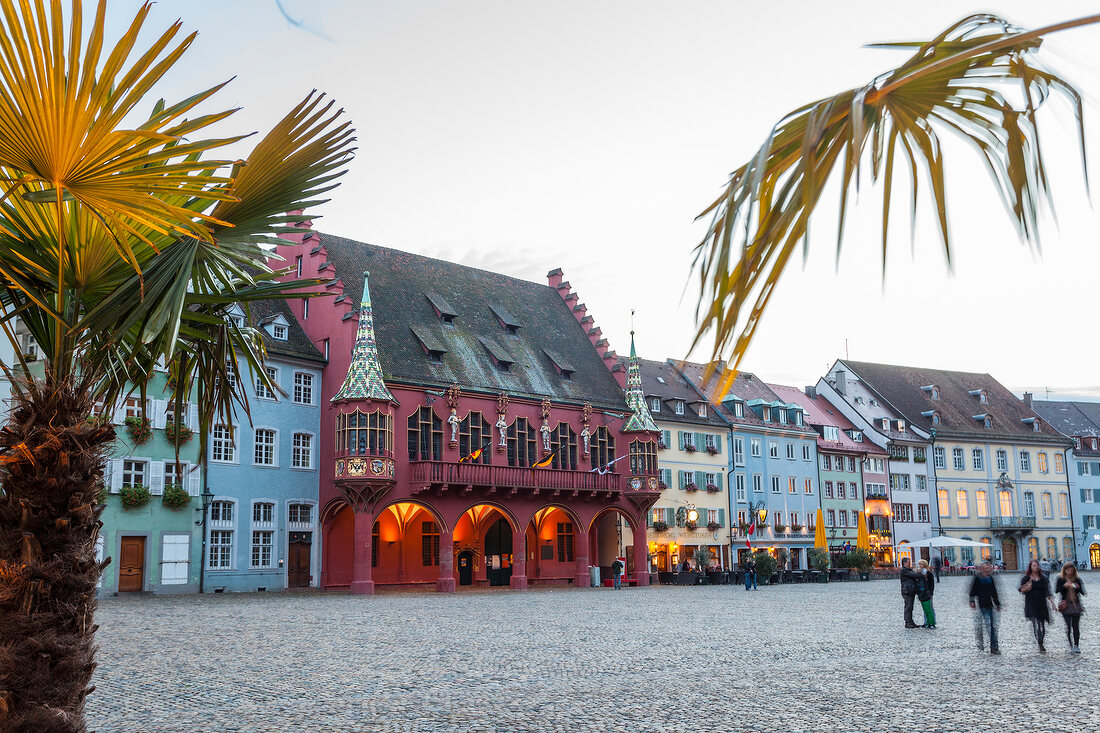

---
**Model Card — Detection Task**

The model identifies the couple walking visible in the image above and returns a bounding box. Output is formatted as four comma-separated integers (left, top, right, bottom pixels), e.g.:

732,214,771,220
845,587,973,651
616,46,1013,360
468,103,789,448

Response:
899,558,936,629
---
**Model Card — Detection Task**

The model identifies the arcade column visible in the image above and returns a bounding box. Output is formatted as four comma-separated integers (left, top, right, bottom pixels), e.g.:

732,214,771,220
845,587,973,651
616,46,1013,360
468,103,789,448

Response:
632,525,650,586
574,527,590,587
350,510,375,595
437,527,456,593
509,534,528,590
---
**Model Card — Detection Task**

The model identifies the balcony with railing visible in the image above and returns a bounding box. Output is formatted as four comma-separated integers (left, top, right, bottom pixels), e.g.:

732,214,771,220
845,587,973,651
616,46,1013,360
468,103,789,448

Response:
409,460,625,493
990,515,1036,529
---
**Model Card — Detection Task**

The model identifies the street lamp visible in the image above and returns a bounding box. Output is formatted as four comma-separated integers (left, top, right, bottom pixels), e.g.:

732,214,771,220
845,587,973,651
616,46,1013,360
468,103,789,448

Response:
196,485,215,593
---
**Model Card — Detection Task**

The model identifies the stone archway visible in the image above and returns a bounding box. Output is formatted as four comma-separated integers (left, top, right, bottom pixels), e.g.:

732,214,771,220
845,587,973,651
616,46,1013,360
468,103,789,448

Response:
454,503,525,589
526,505,582,586
589,506,648,587
371,500,449,587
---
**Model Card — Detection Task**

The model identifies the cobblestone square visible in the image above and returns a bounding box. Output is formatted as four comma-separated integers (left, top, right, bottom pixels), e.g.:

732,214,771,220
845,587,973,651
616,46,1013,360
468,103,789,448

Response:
87,574,1100,732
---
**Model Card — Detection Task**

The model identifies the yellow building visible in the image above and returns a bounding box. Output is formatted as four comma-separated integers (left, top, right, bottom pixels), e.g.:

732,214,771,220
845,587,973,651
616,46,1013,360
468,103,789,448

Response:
638,359,732,570
836,361,1074,571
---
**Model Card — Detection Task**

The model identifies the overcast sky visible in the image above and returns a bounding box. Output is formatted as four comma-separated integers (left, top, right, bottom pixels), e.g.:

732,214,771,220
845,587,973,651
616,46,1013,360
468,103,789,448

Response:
110,1,1100,399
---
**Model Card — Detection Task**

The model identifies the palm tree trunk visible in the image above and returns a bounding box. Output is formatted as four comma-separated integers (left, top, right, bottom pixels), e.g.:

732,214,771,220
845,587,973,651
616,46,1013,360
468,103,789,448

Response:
0,374,115,733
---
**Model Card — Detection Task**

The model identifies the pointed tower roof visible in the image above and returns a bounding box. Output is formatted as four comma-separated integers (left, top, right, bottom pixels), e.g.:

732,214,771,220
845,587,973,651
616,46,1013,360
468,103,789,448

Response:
621,330,658,432
332,271,396,403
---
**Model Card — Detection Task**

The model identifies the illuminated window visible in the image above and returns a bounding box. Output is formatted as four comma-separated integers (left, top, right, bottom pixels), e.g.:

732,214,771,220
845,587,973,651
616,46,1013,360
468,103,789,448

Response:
937,489,950,518
976,490,989,518
956,490,969,518
1038,452,1049,473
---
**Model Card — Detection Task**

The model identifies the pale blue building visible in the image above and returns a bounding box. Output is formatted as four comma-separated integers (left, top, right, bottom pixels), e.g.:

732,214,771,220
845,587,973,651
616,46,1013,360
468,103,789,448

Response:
204,301,325,592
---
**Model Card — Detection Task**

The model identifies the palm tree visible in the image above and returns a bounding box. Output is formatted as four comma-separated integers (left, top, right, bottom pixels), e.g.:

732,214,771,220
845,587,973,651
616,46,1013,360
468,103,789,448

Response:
692,13,1099,390
0,2,355,731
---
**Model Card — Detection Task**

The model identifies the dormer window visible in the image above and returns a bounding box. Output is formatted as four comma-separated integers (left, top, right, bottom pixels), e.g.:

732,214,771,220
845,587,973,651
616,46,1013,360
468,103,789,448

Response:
698,403,708,418
441,314,455,328
823,425,839,441
969,388,988,405
227,305,246,329
411,326,448,365
762,406,771,422
271,324,287,340
794,410,803,426
1032,420,1041,433
674,401,685,415
895,420,905,433
985,416,992,429
425,292,458,329
650,398,661,413
881,418,890,431
734,402,744,418
922,409,941,427
543,349,575,382
490,304,522,336
778,409,788,424
855,396,865,404
1091,438,1098,450
922,384,941,401
851,431,863,443
478,336,514,373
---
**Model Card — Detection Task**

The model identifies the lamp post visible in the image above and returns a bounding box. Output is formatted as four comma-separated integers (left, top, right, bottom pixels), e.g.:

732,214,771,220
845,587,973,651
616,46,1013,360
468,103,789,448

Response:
196,485,215,593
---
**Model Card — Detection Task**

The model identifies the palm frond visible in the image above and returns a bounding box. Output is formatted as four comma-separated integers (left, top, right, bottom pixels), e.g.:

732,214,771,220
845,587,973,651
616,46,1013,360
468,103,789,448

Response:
692,13,1097,390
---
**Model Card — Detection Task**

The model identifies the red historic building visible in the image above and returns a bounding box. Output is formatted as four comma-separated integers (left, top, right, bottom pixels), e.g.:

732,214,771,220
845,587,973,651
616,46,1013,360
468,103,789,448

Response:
276,225,660,593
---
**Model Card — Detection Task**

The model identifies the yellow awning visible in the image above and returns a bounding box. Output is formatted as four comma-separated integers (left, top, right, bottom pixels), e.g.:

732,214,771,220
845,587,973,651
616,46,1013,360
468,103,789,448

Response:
814,508,827,550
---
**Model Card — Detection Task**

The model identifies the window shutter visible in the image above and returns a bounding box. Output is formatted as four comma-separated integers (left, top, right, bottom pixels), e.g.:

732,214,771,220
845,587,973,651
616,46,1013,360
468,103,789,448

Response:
715,435,722,453
110,459,123,492
716,474,724,491
149,461,164,495
663,429,671,447
661,468,672,487
102,461,113,493
646,510,653,528
718,508,725,527
188,404,200,432
678,471,686,489
695,432,704,449
111,399,125,425
695,470,704,488
678,431,686,450
187,467,201,497
152,400,167,429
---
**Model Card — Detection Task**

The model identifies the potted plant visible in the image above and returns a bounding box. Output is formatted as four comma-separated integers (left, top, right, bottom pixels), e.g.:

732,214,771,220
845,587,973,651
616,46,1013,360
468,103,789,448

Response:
164,418,193,446
161,484,192,509
124,415,152,445
693,547,713,575
684,482,698,492
790,523,804,532
846,548,875,580
119,484,152,510
705,445,719,456
752,550,777,585
706,520,720,532
774,523,787,533
808,547,830,581
705,482,720,493
653,520,669,532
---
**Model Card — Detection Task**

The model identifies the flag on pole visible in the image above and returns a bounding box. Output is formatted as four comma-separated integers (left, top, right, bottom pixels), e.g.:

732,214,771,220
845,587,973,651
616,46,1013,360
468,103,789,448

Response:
746,521,755,550
458,440,491,464
532,444,564,469
590,454,628,475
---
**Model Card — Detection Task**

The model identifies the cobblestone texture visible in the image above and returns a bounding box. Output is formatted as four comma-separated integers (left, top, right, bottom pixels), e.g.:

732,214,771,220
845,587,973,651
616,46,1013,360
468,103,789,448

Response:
87,574,1100,732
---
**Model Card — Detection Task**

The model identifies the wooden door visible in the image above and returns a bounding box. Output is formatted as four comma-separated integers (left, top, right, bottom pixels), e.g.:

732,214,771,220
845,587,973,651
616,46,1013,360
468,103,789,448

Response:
1002,538,1018,571
457,550,474,585
118,536,145,592
288,532,312,588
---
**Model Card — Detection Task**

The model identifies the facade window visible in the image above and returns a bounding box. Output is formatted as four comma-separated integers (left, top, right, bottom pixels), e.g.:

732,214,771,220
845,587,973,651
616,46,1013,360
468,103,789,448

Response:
821,455,831,471
337,410,391,457
890,474,910,491
805,478,813,495
409,407,444,462
735,474,746,502
996,449,1008,472
165,460,188,489
253,501,274,525
1027,537,1040,559
1037,452,1048,473
704,434,718,452
292,433,313,469
889,444,909,461
674,400,685,415
769,441,779,459
836,483,846,500
802,444,812,461
893,504,913,522
998,490,1013,516
458,412,493,465
824,481,834,499
629,440,657,475
788,477,796,494
254,428,277,466
933,447,946,470
771,476,781,494
250,531,274,568
750,439,761,457
752,474,762,493
917,504,930,523
837,511,848,528
256,366,278,400
209,530,233,569
1041,492,1053,519
1020,451,1031,472
937,489,950,518
826,510,835,527
649,398,661,413
849,483,859,500
293,372,314,404
288,503,312,524
591,427,615,472
212,424,235,463
916,475,926,492
210,501,234,523
551,424,580,470
868,457,885,473
733,438,745,466
1063,536,1074,560
556,522,575,562
786,443,795,460
121,460,146,488
972,449,984,471
123,396,145,419
976,490,989,518
846,457,855,472
1046,537,1058,559
956,490,969,518
1023,492,1035,517
1058,492,1069,519
952,447,964,471
422,522,440,566
1054,454,1064,473
913,447,926,462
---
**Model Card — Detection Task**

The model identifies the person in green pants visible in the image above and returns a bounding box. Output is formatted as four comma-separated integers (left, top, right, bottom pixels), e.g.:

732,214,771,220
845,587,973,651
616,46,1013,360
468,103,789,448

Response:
917,559,936,629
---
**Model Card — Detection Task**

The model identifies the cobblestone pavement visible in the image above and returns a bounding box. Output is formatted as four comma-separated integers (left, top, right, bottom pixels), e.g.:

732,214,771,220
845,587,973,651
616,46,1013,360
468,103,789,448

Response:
86,574,1100,732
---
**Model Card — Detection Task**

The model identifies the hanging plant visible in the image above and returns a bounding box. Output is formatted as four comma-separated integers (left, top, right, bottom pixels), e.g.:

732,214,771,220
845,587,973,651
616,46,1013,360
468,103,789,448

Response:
685,520,697,531
124,416,152,445
119,485,152,510
162,484,192,509
164,418,194,446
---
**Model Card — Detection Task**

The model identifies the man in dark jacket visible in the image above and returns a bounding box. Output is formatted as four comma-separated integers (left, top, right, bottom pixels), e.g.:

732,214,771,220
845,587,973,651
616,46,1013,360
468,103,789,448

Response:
931,555,942,582
899,558,921,628
968,561,1002,654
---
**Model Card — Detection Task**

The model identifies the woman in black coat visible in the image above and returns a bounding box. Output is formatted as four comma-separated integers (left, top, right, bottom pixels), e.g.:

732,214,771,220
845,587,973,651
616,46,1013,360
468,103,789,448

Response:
1019,559,1057,652
1055,564,1086,653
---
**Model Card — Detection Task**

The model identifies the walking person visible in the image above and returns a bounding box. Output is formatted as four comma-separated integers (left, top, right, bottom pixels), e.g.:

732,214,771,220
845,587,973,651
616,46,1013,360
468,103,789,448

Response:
931,555,942,582
611,557,624,590
917,559,936,629
1019,559,1057,652
1055,564,1086,653
899,557,921,629
969,561,1002,654
744,556,757,591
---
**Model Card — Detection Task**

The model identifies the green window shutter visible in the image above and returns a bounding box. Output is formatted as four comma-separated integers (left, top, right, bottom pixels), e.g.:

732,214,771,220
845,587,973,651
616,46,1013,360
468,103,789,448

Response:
715,435,722,453
663,429,671,447
678,471,686,489
647,510,653,528
662,468,672,487
678,431,686,450
718,508,725,527
695,470,705,488
695,432,704,449
716,474,724,491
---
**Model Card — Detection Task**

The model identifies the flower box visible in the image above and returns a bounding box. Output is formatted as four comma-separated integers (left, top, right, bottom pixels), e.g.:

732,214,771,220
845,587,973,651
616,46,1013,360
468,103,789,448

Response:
657,480,668,490
684,482,699,492
119,484,151,510
162,484,192,509
124,416,152,445
704,483,720,493
706,521,720,532
164,418,193,446
683,444,697,453
705,446,719,456
653,520,669,532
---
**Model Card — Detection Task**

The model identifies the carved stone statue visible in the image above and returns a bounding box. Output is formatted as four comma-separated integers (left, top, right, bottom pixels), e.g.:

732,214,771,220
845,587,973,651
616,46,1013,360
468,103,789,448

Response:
540,420,551,452
447,408,459,445
580,425,591,455
496,413,508,447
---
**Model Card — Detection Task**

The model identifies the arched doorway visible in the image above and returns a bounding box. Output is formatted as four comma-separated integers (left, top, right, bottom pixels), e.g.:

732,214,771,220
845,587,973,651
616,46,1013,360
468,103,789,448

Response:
457,549,475,585
526,506,580,585
1001,538,1018,571
1090,543,1100,569
372,501,446,586
454,504,521,588
590,507,640,586
484,518,513,586
321,500,354,588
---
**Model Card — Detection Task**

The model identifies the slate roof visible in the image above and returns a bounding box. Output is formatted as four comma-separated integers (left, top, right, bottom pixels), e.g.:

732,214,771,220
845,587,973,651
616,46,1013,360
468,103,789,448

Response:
637,358,727,427
248,300,325,364
839,360,1071,445
769,383,885,456
315,233,627,410
1032,400,1100,457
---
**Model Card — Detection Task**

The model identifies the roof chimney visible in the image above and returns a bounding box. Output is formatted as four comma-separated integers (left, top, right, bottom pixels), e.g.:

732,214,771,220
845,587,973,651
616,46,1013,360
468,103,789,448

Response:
835,369,847,396
1023,391,1034,409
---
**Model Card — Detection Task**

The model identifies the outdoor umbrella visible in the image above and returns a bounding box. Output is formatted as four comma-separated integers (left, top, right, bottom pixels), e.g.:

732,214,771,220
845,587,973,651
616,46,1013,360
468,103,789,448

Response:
814,509,827,550
905,536,992,549
856,511,870,550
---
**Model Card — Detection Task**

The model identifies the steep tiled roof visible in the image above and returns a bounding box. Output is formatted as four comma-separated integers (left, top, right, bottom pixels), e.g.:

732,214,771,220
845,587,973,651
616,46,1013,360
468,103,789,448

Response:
769,384,884,455
316,233,627,410
248,299,325,364
638,358,727,427
1032,399,1100,457
674,362,816,434
840,360,1070,445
